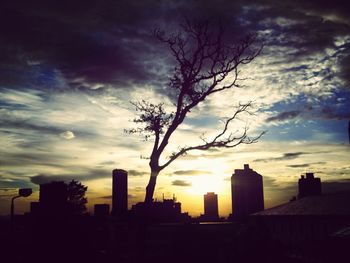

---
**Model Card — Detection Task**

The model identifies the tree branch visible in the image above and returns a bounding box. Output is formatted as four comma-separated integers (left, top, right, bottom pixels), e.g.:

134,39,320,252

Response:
129,19,264,176
159,103,265,170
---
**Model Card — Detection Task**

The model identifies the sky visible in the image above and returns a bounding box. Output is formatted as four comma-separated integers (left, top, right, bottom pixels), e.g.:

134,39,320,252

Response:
1,0,350,217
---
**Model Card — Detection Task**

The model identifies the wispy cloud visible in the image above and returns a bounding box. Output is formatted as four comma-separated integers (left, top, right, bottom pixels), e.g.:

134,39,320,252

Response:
128,170,147,177
173,170,211,176
266,110,302,122
1,0,350,216
29,168,112,185
286,162,326,168
172,180,192,187
254,152,308,162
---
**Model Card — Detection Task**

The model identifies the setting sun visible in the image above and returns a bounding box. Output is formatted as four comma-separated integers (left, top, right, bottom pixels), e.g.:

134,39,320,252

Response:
187,175,226,195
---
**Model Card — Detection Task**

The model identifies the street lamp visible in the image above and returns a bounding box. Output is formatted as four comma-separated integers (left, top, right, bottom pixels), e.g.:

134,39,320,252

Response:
11,188,32,223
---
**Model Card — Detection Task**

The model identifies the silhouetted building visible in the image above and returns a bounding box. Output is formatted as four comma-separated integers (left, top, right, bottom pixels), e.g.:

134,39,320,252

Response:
131,197,189,223
40,181,68,204
203,192,219,221
251,191,350,244
30,201,41,214
298,172,321,198
94,204,110,216
112,169,128,216
31,181,69,216
231,164,264,219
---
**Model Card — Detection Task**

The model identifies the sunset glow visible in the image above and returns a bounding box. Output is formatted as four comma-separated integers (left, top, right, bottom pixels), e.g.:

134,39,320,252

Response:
1,0,350,218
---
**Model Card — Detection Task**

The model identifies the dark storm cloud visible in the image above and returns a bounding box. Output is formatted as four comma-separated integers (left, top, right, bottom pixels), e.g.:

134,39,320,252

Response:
245,0,350,87
1,0,349,91
0,0,246,90
171,180,192,187
29,168,111,185
266,110,302,122
0,0,168,88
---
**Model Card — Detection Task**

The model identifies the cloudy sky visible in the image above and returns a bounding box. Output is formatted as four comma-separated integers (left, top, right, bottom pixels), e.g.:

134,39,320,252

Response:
1,0,350,217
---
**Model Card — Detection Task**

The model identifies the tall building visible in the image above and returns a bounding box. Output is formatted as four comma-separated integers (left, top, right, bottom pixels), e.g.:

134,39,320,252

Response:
131,196,188,223
31,181,69,215
231,164,264,219
203,192,219,220
112,169,128,216
298,172,321,198
40,181,68,204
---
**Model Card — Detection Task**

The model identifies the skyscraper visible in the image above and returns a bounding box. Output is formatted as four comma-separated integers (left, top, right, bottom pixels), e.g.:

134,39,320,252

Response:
39,181,68,205
112,169,128,216
298,172,321,198
31,181,69,216
231,164,264,219
203,192,219,220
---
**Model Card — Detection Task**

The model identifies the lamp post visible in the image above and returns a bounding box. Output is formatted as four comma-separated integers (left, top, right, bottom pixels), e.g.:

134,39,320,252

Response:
10,188,32,224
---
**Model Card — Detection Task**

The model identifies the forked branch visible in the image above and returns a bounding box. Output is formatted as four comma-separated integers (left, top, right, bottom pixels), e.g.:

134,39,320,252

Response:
128,19,264,203
160,102,265,170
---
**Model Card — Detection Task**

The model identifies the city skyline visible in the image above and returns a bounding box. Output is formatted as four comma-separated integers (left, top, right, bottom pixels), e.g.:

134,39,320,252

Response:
2,165,345,217
1,0,350,216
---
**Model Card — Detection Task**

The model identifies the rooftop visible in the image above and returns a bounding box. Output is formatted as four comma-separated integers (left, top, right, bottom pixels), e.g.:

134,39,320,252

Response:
253,191,350,216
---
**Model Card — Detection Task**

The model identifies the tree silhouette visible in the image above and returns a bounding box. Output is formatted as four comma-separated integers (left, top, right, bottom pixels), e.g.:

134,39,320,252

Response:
67,180,88,215
128,19,264,204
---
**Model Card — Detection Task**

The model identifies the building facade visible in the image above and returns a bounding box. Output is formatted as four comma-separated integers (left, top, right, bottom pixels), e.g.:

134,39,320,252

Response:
31,181,69,216
203,192,219,221
131,197,189,223
298,172,321,198
231,164,264,219
112,169,128,216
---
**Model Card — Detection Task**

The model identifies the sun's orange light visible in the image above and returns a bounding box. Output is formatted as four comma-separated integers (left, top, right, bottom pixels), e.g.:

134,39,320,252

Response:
186,174,226,195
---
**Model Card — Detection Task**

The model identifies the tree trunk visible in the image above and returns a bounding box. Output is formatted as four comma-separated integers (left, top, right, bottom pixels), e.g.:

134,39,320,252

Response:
144,170,159,204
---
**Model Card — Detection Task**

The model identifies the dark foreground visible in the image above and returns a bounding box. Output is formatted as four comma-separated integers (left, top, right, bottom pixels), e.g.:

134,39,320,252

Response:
1,215,348,263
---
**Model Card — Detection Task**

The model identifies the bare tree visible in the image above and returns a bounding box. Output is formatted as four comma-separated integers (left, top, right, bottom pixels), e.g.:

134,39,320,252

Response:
128,19,264,204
